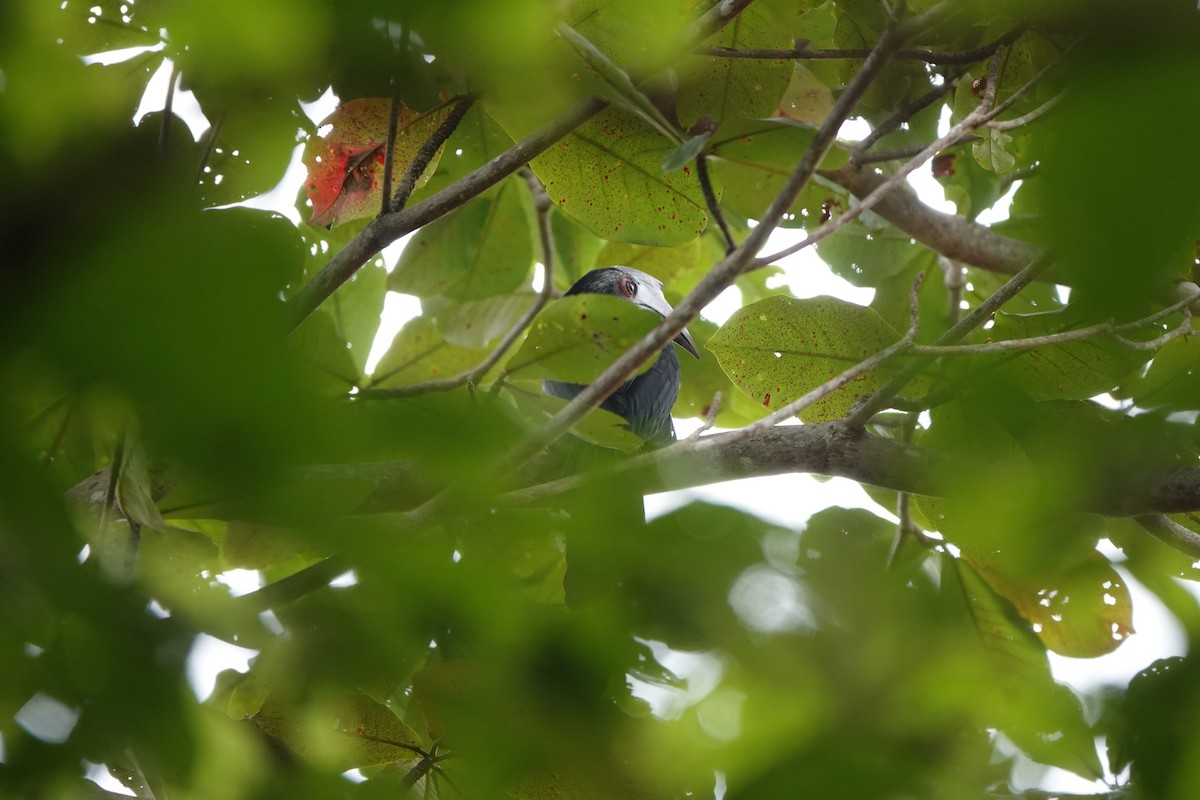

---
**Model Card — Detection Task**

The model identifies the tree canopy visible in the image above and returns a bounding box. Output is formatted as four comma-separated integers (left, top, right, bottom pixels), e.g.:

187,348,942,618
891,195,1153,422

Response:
3,0,1200,798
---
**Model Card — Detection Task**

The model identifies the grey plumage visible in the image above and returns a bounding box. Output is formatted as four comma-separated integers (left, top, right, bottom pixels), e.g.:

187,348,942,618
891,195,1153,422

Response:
543,266,699,446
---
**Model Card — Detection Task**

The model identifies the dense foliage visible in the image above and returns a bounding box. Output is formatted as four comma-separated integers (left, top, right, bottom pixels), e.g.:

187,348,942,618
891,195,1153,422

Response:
3,0,1200,798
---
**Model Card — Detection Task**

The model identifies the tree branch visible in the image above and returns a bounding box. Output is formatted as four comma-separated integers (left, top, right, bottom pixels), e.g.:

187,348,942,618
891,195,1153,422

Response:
698,26,1024,65
287,95,610,331
487,13,910,478
305,424,1200,520
823,162,1043,275
844,252,1054,426
357,169,558,398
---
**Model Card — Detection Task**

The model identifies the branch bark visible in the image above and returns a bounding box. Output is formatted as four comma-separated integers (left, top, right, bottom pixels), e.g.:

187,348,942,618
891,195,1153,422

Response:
822,163,1043,275
287,424,1200,518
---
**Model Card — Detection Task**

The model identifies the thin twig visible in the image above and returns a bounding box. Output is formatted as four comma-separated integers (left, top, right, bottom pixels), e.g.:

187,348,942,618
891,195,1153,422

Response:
852,35,1080,166
988,92,1063,131
853,73,963,155
752,45,1008,270
380,88,402,215
940,255,965,326
286,0,782,330
906,299,1195,357
195,113,224,184
688,392,724,440
696,156,736,254
699,27,1023,66
844,252,1054,427
390,95,477,213
287,95,608,330
980,35,1082,125
1137,514,1200,560
359,170,559,398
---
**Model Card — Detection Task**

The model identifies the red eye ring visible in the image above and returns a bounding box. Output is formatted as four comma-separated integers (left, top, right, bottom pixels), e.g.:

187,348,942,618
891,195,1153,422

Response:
617,275,637,298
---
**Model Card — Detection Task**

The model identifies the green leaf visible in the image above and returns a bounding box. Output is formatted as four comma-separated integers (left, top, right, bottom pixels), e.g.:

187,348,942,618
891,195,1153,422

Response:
291,262,386,384
705,295,910,422
815,222,920,287
775,64,835,126
677,2,794,129
595,238,704,283
709,119,848,227
971,550,1133,658
661,132,711,173
563,0,693,68
252,693,426,771
504,294,661,383
948,557,1104,780
368,317,491,389
524,105,708,245
54,1,164,55
972,127,1017,173
390,178,534,300
289,306,361,387
425,293,539,349
558,22,682,145
511,390,645,453
980,309,1150,401
1124,332,1200,410
550,209,606,288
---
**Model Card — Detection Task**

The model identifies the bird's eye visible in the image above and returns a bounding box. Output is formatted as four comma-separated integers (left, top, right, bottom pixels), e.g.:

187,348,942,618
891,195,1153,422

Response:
617,276,637,298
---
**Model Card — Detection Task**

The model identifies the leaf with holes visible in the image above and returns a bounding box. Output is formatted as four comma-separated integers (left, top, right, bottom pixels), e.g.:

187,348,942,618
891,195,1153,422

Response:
525,106,708,246
303,98,455,227
706,295,911,422
972,550,1134,658
948,557,1104,779
505,294,661,384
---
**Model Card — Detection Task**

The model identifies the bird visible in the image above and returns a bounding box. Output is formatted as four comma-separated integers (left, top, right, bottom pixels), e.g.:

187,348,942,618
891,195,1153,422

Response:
543,266,699,447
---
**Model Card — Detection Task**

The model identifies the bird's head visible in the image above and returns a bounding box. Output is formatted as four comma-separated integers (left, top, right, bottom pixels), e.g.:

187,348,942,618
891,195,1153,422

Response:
564,266,699,358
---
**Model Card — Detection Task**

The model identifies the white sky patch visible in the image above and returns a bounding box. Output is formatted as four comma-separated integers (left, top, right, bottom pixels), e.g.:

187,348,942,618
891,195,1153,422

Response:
837,116,872,141
228,143,307,225
14,693,79,744
627,639,724,720
82,41,165,67
188,634,259,703
215,569,263,597
761,227,875,306
132,57,210,140
365,292,423,375
301,86,340,125
702,285,743,325
85,762,136,796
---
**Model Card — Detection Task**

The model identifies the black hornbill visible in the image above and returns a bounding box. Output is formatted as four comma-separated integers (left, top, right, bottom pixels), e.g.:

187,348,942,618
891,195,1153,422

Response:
543,266,699,446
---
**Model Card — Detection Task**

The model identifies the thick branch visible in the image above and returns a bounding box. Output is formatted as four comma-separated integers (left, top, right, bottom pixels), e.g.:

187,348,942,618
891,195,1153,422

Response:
823,163,1043,275
308,425,1200,518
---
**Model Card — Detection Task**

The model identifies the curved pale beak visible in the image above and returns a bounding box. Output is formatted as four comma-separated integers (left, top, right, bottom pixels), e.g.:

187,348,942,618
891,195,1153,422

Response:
634,287,700,360
674,327,700,359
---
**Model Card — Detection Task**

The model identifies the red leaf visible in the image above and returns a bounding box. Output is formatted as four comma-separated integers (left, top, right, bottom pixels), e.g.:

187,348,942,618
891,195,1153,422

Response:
303,98,454,227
